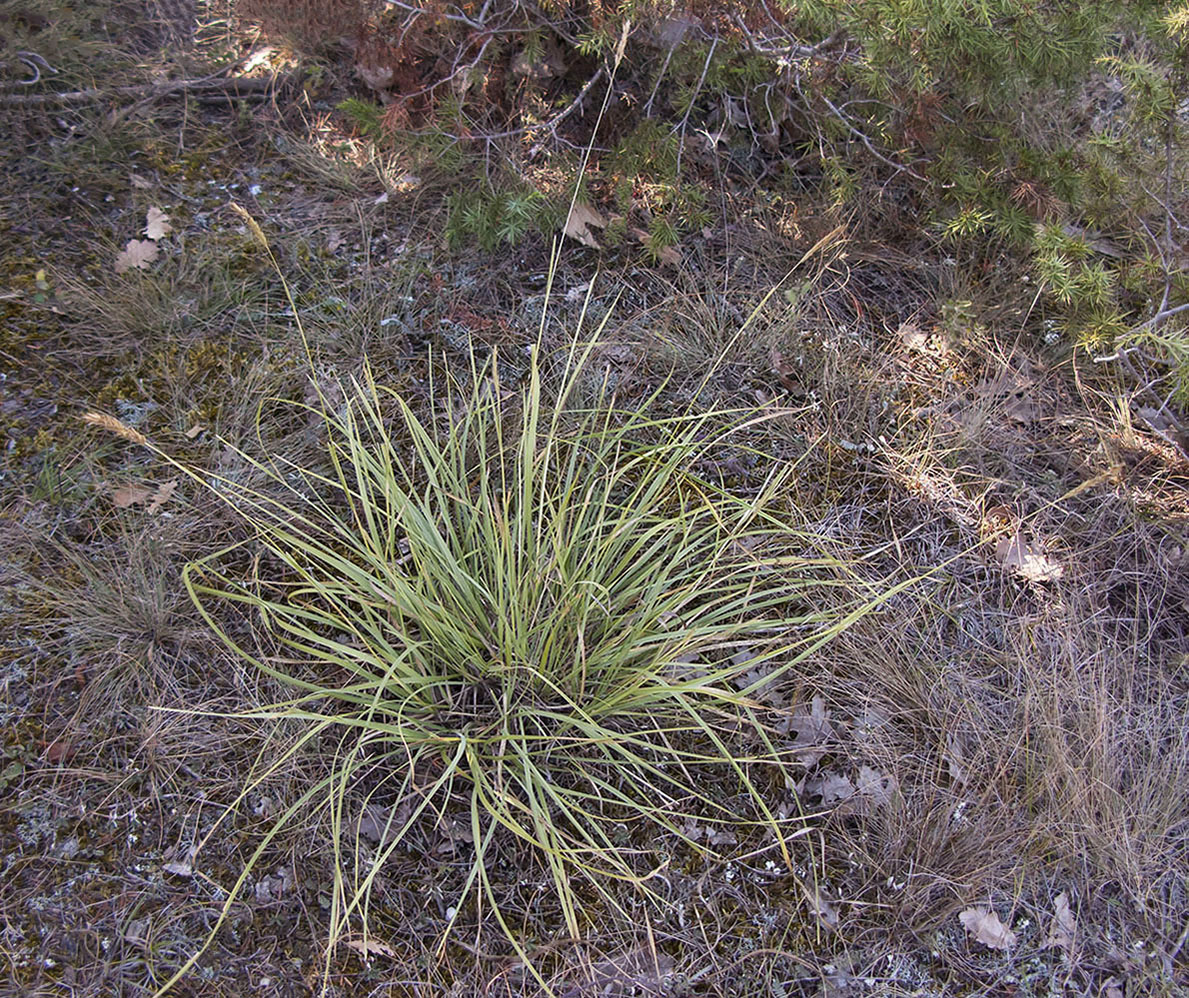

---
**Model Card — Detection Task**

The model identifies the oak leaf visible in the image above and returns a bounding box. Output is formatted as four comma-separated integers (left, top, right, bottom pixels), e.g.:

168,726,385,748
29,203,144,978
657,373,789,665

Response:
996,530,1063,582
111,483,154,508
1043,892,1076,954
114,239,159,274
958,907,1017,950
144,207,172,240
345,937,396,959
563,201,606,248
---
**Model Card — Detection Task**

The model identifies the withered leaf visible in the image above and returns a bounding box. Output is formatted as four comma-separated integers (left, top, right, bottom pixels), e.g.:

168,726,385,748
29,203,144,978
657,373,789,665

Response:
144,207,172,241
805,771,855,803
345,937,396,959
563,201,606,249
958,907,1017,950
146,478,177,514
1043,891,1076,954
358,800,411,848
111,479,176,513
780,696,833,765
112,483,154,508
996,531,1063,583
114,239,159,274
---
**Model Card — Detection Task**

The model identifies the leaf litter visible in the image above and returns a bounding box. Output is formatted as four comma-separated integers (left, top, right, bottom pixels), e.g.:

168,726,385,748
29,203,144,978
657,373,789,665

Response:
958,907,1018,950
562,201,606,248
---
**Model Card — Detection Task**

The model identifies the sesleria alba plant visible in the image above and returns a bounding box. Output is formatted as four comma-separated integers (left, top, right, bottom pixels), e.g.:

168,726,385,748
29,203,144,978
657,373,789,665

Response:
127,209,875,996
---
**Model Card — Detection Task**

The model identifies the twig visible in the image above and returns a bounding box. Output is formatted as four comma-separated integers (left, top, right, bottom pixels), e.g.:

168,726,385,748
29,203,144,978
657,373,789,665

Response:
818,92,928,182
0,74,286,107
673,36,718,177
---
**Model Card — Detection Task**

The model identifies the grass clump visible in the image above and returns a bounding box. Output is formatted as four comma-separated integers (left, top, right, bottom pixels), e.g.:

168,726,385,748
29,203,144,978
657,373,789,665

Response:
143,273,867,990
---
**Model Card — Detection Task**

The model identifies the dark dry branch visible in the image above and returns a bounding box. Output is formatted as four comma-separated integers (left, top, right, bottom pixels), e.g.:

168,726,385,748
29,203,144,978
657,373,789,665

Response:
0,73,290,106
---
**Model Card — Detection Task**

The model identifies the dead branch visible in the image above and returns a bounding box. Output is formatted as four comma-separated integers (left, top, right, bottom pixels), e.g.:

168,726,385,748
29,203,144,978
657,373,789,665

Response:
0,74,287,107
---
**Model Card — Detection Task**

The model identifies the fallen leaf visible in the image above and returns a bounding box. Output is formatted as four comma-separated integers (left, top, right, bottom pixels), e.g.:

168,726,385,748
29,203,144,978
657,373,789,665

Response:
123,918,149,948
111,479,176,512
655,243,682,266
855,765,898,808
253,868,292,903
958,907,1017,950
770,345,798,389
144,207,172,240
805,771,855,803
805,884,840,928
112,483,154,508
511,35,566,79
996,531,1063,582
326,229,347,252
45,740,76,764
184,424,206,439
1043,892,1076,954
145,478,177,514
356,61,394,91
358,801,411,848
568,946,674,996
898,320,930,353
163,859,193,877
114,239,159,274
628,226,682,266
563,201,606,249
945,732,970,786
780,696,833,765
130,174,154,190
345,937,396,959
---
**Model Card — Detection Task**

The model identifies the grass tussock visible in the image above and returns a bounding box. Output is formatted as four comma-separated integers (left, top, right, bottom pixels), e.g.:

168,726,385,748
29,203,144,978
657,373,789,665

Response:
138,254,889,991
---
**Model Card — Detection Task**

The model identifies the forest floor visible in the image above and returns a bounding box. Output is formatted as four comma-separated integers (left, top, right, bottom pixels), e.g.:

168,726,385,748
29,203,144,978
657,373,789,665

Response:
1,2,1187,996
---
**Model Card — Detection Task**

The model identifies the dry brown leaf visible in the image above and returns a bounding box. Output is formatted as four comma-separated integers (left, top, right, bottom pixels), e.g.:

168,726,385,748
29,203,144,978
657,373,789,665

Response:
804,884,840,929
770,345,798,389
111,479,176,512
654,243,682,266
898,320,930,353
144,207,172,240
130,173,154,190
780,696,833,765
628,226,682,266
563,202,606,248
958,907,1017,950
1043,891,1076,954
345,937,396,959
996,531,1063,582
45,739,76,764
358,801,411,848
566,946,674,997
112,483,154,508
114,239,159,274
945,732,970,786
356,62,394,91
184,424,206,439
855,765,898,808
145,478,177,514
805,771,856,803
